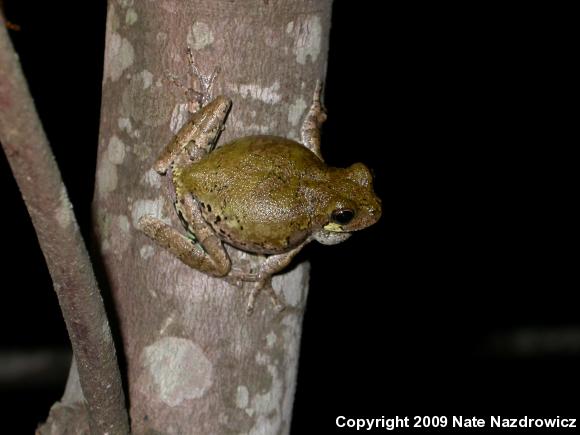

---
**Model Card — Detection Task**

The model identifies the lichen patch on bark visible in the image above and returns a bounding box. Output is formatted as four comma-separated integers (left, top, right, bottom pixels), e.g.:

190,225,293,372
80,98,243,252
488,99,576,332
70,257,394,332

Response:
105,32,135,82
96,135,130,197
140,244,155,260
280,313,303,426
139,70,154,89
141,168,162,188
228,81,282,104
131,197,169,228
266,332,277,348
96,159,118,197
55,186,74,229
291,14,322,64
125,8,138,25
107,135,127,164
187,22,215,50
235,385,249,409
288,96,307,126
102,214,132,256
118,117,132,134
170,103,190,134
117,0,134,8
140,337,213,406
228,115,274,136
117,214,131,235
276,264,308,308
247,357,283,435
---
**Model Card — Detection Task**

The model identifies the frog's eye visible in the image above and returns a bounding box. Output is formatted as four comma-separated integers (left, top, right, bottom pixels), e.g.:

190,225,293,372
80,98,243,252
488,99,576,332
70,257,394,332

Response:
331,209,355,225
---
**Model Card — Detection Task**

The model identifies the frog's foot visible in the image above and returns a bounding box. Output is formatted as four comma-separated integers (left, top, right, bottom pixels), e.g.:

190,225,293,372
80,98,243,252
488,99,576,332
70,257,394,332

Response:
166,72,205,113
246,278,285,315
225,269,285,315
300,80,327,161
165,48,220,113
186,46,220,106
222,266,254,287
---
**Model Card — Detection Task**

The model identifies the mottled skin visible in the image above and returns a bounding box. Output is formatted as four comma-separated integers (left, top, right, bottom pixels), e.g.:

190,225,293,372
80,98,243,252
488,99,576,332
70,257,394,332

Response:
139,84,381,313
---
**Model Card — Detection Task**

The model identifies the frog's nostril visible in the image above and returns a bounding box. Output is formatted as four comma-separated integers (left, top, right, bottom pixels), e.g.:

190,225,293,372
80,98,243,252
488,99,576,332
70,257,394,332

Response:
370,205,382,217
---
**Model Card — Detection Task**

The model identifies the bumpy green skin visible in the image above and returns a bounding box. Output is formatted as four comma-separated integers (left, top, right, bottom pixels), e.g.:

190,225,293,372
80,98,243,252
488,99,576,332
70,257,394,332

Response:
175,135,381,255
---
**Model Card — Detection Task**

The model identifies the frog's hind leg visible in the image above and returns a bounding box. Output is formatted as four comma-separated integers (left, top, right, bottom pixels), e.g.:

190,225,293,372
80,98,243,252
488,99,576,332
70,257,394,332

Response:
228,241,309,314
300,80,327,161
139,216,230,276
139,193,231,277
154,95,232,174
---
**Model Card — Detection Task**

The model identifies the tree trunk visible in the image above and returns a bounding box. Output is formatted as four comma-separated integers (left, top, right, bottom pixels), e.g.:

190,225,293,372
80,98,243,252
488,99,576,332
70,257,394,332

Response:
1,12,128,435
93,1,332,433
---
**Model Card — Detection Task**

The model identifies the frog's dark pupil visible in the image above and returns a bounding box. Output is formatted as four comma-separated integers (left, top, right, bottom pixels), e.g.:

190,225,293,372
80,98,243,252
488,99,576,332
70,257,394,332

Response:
331,209,354,225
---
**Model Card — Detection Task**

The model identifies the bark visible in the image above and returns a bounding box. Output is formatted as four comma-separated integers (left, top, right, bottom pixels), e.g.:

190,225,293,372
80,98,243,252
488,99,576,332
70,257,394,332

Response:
93,0,332,433
0,14,129,435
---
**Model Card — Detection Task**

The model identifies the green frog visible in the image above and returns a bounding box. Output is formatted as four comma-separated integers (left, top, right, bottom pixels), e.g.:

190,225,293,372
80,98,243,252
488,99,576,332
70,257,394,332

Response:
139,83,382,313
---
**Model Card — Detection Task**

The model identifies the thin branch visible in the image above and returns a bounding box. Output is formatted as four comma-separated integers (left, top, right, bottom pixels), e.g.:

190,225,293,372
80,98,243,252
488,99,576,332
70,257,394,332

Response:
0,14,129,435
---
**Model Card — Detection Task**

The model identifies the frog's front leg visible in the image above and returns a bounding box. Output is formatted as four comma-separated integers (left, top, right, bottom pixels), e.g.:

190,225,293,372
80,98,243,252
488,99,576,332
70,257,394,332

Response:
154,96,232,174
139,193,231,277
300,81,327,161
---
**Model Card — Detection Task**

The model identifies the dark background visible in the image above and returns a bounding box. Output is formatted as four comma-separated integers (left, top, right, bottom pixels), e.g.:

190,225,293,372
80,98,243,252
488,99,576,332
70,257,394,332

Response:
0,2,576,433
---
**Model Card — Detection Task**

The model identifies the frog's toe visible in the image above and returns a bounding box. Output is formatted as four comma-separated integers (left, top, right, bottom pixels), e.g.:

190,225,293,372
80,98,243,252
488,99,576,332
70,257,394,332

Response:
264,280,285,313
246,287,258,315
223,274,245,289
245,278,286,316
269,291,286,313
227,267,259,282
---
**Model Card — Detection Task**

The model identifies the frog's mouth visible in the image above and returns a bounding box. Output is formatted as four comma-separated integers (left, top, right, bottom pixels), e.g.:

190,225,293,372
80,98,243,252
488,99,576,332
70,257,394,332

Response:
314,227,352,245
323,222,344,232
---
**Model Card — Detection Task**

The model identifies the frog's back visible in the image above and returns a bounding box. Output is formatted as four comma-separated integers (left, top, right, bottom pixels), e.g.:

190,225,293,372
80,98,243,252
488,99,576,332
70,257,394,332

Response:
203,135,323,174
178,135,328,253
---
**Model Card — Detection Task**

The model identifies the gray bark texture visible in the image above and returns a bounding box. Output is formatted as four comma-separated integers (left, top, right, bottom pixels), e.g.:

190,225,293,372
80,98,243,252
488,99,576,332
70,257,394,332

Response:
93,1,332,433
0,13,129,435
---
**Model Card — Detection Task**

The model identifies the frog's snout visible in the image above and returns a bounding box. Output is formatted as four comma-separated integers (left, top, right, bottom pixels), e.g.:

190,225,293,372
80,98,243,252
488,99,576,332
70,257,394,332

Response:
362,197,382,227
371,198,382,217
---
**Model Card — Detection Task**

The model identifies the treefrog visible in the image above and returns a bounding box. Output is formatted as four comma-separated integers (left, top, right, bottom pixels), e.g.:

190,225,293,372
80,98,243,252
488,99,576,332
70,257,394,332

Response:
138,82,382,313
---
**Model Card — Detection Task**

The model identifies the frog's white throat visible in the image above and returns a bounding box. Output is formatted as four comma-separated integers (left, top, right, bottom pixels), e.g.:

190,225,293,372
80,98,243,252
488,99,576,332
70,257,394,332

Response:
314,228,352,245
